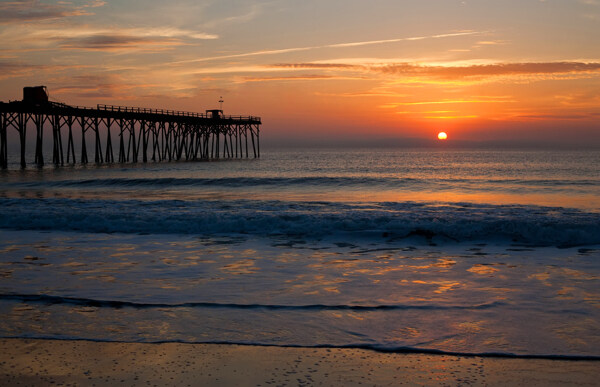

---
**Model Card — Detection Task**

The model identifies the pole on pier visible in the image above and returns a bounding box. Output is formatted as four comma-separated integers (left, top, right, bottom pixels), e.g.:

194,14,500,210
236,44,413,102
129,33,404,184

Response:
58,116,64,165
210,131,215,159
215,129,221,159
245,125,249,158
118,119,126,163
132,119,138,162
66,116,75,164
18,113,26,169
126,120,134,162
52,115,59,165
250,127,256,159
238,125,243,159
0,112,7,169
140,120,147,163
105,117,114,163
94,117,103,163
256,124,260,158
223,128,229,158
79,116,88,164
34,114,44,167
234,125,239,158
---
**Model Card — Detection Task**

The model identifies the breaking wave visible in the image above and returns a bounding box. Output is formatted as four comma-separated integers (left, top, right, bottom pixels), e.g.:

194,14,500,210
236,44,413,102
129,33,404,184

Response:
0,197,598,247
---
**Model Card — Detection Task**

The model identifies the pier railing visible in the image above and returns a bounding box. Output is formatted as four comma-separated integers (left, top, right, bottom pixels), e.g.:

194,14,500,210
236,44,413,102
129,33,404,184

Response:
96,104,261,122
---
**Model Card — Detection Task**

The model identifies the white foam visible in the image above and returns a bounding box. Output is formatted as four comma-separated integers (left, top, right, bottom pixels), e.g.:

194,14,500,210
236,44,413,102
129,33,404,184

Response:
0,198,598,247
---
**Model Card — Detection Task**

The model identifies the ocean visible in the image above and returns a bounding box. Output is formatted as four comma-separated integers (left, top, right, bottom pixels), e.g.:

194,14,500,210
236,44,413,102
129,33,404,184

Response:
0,148,599,358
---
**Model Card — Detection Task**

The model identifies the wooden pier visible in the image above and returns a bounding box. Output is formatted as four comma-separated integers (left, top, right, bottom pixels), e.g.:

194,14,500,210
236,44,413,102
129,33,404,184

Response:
0,89,261,169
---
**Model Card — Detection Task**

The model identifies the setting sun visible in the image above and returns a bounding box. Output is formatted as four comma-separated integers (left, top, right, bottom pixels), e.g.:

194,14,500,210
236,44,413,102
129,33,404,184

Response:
438,132,448,140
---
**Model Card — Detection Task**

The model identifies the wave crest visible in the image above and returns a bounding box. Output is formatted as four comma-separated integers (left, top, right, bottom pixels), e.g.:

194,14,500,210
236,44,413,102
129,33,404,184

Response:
0,198,598,246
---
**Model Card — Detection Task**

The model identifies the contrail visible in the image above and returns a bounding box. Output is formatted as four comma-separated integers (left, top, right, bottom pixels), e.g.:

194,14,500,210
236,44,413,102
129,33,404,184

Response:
172,30,482,64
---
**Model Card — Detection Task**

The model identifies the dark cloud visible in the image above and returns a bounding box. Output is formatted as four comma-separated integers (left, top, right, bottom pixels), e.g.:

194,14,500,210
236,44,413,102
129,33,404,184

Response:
0,1,91,23
57,34,181,51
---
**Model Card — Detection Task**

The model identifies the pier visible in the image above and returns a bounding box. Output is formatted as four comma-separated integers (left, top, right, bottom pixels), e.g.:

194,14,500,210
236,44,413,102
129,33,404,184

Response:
0,87,261,168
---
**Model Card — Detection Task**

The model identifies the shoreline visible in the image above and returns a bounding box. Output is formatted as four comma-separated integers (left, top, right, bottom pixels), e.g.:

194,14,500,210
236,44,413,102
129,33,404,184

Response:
1,338,598,386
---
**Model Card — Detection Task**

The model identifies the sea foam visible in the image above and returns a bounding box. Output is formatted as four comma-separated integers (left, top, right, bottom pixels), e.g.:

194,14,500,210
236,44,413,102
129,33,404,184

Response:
0,198,598,247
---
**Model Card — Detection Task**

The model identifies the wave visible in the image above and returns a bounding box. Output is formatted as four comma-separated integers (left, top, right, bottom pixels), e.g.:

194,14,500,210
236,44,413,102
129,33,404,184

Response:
0,198,598,246
6,176,599,189
1,336,598,360
0,293,505,311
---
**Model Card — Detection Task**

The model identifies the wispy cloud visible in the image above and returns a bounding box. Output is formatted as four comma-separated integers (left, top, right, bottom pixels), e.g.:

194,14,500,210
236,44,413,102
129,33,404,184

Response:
239,74,368,83
0,60,91,80
516,113,593,120
0,0,104,23
0,60,38,80
382,98,513,107
377,62,600,78
202,3,263,29
172,30,482,64
1,24,218,52
268,61,600,81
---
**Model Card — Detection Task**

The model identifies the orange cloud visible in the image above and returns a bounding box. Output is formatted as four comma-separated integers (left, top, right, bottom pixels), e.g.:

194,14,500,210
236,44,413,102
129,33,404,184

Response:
377,62,600,79
240,74,368,83
0,61,92,80
269,61,600,80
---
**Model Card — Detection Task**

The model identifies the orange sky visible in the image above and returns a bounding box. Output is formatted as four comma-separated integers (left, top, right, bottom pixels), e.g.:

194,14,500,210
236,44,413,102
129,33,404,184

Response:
1,0,599,146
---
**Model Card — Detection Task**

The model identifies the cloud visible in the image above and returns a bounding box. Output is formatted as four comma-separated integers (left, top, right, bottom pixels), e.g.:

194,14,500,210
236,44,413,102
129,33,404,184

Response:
0,0,101,23
268,61,600,81
270,63,363,70
383,98,513,107
49,74,141,99
202,3,263,29
57,34,183,51
82,0,106,8
173,30,482,64
239,74,368,83
0,60,38,79
0,60,91,80
377,62,600,78
475,40,508,45
2,24,218,52
516,113,594,120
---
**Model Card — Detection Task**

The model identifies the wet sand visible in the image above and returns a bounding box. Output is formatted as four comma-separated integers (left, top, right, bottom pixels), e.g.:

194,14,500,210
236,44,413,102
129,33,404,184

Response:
0,339,598,386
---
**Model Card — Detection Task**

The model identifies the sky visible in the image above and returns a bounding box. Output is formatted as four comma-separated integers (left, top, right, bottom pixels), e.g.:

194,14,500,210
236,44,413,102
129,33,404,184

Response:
1,0,600,147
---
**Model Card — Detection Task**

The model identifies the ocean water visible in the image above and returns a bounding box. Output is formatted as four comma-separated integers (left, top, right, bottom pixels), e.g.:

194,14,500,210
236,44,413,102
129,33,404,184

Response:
0,148,599,358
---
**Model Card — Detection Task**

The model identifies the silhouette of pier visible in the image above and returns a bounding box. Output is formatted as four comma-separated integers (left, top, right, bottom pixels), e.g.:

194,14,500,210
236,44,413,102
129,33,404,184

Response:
0,87,261,168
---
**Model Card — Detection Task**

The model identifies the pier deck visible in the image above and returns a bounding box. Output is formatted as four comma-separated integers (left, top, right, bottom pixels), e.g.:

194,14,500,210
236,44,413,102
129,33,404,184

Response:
0,100,261,168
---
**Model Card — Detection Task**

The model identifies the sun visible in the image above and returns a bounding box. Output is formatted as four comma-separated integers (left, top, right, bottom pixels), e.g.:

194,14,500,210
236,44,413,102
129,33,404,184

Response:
437,132,448,140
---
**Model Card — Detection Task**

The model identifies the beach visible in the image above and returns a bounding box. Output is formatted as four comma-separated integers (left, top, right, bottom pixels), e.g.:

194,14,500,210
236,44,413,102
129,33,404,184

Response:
0,148,599,385
2,338,598,386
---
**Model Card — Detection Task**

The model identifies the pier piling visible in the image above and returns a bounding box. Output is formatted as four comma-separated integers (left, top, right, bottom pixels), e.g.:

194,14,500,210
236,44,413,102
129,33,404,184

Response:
0,96,261,168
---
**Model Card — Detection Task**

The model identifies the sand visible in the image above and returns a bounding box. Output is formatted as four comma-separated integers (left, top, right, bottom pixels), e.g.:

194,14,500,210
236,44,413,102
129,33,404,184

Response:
0,338,598,386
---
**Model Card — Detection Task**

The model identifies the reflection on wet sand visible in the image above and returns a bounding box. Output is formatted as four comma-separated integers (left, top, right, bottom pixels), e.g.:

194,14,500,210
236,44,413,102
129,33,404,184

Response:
0,230,598,356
